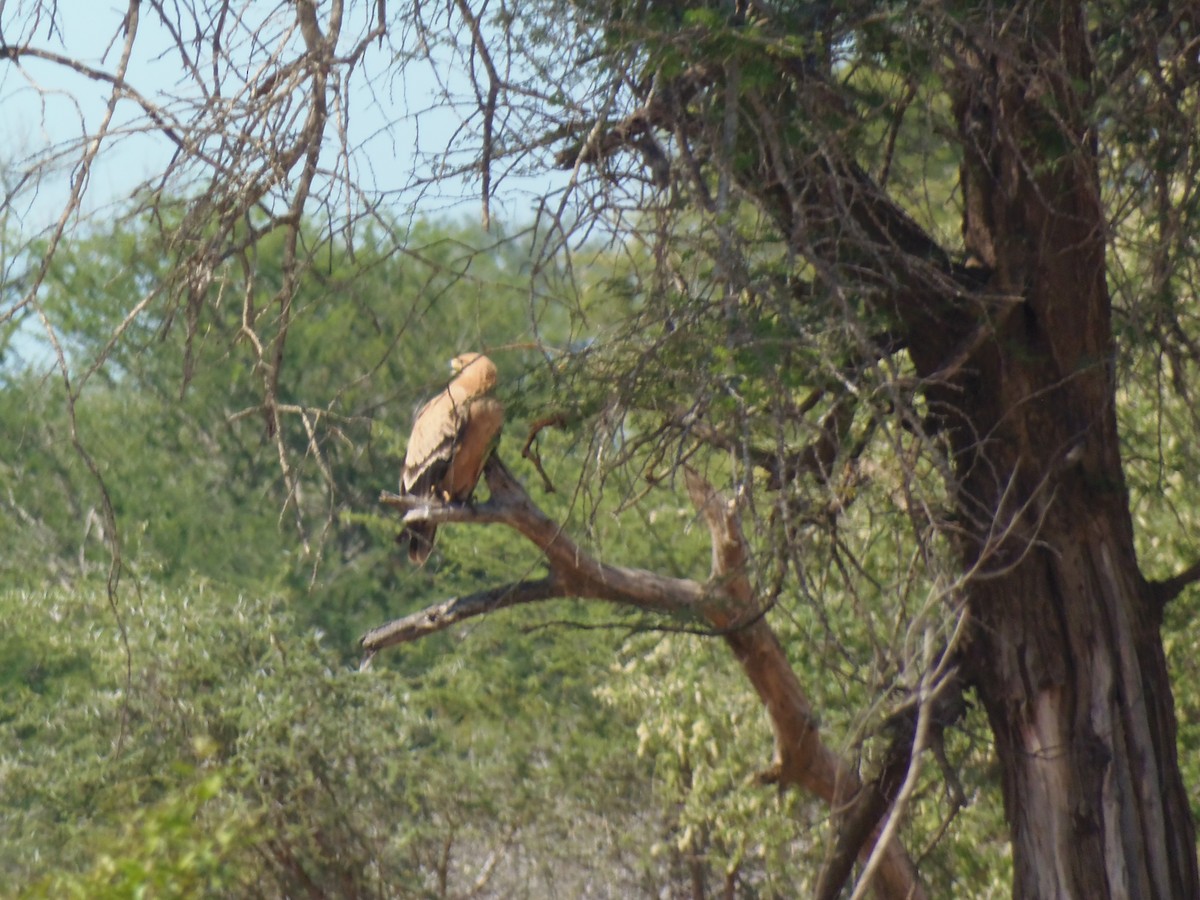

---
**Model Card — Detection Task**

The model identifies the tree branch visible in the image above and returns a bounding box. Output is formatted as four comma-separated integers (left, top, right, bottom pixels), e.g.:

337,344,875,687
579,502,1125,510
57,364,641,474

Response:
521,414,568,493
365,457,927,900
552,56,991,379
361,577,562,659
683,468,926,900
1150,558,1200,607
814,671,966,900
380,458,708,613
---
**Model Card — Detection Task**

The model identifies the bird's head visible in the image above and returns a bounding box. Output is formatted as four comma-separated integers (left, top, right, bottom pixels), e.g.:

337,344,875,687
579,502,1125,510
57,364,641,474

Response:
449,352,498,390
450,352,482,374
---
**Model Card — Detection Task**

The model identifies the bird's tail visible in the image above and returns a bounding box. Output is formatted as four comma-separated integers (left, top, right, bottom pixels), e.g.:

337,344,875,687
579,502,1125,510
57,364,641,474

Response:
398,523,437,565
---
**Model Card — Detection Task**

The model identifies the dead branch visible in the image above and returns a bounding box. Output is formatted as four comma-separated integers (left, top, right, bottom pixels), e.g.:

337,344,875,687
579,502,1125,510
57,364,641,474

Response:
683,468,926,900
365,456,927,900
361,577,561,660
378,458,707,612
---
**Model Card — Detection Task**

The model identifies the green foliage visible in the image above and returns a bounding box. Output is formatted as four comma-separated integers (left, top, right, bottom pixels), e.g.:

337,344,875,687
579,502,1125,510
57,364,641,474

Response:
0,583,673,897
598,632,813,892
0,201,1175,896
2,214,586,647
23,768,251,900
2,215,743,897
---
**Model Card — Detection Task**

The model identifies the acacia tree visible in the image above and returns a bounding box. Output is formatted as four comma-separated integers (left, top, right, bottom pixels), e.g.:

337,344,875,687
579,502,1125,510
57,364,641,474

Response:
5,0,1200,897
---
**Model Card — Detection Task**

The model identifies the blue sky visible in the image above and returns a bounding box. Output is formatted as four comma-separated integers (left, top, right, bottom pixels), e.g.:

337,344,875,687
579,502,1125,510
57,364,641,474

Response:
3,0,575,370
0,0,558,234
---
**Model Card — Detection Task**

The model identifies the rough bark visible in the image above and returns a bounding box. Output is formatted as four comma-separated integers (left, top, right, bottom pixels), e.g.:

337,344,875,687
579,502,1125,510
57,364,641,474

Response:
940,3,1200,896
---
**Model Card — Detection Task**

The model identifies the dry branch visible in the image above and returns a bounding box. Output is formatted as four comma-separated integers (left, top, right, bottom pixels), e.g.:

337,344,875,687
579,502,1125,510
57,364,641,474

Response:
365,456,927,900
360,578,562,659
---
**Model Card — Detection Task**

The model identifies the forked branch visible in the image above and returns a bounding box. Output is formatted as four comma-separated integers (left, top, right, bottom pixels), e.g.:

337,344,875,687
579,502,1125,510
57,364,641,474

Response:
364,456,927,900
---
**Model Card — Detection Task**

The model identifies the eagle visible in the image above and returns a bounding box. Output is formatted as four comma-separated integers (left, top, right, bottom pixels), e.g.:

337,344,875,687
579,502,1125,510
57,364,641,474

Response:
399,352,504,564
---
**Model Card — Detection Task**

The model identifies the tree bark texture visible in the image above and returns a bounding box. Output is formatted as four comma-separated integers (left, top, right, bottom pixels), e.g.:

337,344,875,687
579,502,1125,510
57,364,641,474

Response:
942,4,1199,896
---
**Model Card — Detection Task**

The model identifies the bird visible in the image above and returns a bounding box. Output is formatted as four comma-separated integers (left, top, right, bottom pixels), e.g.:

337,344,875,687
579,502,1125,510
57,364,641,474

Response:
399,352,504,564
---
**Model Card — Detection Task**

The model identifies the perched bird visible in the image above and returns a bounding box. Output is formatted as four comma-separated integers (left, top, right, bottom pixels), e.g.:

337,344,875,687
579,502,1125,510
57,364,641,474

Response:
400,352,504,564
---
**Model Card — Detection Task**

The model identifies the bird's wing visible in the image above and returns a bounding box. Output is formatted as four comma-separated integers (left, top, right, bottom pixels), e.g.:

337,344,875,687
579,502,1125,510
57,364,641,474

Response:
443,396,505,502
401,391,466,495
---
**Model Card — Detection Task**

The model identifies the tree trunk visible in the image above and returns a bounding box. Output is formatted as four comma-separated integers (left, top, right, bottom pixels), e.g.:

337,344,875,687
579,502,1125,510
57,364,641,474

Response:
944,3,1200,895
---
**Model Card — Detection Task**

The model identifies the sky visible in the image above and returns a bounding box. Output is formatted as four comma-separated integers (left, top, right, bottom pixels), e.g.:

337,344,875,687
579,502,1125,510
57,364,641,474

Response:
0,0,556,234
1,0,570,369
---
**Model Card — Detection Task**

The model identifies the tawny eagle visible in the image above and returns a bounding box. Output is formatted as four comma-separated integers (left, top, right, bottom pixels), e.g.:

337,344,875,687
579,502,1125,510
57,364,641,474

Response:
399,352,504,564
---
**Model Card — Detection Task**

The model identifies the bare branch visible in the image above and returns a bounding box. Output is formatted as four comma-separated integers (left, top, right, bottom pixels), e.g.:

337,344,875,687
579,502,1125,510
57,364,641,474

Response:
453,0,501,229
521,414,569,493
815,671,967,900
380,458,707,614
361,577,562,658
367,459,928,900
